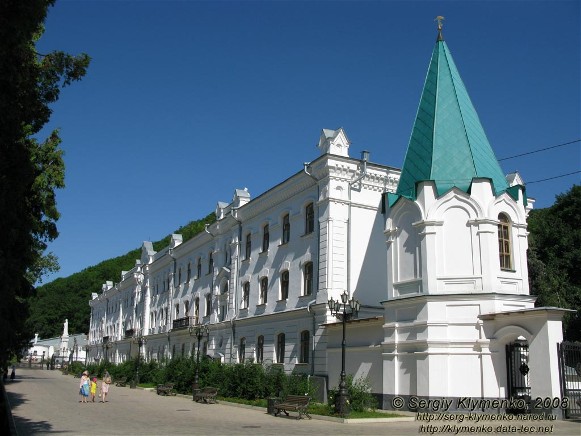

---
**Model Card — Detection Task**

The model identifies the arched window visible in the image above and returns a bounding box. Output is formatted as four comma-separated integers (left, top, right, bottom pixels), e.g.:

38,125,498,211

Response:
187,262,191,282
260,277,268,304
239,337,246,363
498,213,513,270
276,333,285,364
256,335,264,363
303,262,314,296
280,271,289,300
305,203,314,234
184,300,190,316
300,330,310,363
197,257,202,278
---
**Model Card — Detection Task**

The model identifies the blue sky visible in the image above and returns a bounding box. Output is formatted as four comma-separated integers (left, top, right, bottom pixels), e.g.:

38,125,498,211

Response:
37,0,580,284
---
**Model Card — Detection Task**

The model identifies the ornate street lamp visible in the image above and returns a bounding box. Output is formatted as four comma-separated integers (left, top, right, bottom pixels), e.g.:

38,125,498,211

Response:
189,323,210,398
328,290,360,417
132,333,147,388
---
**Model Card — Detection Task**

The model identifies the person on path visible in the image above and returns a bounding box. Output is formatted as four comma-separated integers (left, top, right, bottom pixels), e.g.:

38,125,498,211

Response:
100,370,111,403
90,377,98,402
79,370,90,403
10,366,15,381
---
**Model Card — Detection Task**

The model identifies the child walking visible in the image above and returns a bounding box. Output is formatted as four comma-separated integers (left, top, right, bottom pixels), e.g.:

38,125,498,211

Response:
90,377,98,402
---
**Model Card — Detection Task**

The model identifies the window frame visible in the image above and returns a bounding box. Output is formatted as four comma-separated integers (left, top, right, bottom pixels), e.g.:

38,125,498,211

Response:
280,270,289,300
303,262,314,296
245,233,252,260
239,337,246,363
276,333,285,364
498,213,513,271
256,335,264,364
242,282,250,309
205,294,212,317
305,203,315,234
262,224,269,253
300,330,310,364
260,277,268,305
282,213,290,244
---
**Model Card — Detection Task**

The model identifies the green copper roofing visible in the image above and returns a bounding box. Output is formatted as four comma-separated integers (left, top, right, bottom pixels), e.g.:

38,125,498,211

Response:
395,36,509,200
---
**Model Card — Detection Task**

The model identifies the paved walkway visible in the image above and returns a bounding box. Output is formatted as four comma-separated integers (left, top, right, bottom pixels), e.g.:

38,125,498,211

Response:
4,367,580,435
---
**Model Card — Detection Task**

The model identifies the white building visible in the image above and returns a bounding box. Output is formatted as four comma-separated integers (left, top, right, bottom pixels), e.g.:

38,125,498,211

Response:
88,26,569,413
27,319,88,367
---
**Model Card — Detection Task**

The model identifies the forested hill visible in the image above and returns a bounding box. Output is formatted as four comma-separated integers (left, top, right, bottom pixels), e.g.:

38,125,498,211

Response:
28,212,215,339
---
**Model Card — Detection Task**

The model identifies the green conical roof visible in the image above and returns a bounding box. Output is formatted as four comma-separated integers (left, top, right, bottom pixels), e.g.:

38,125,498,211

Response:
395,35,509,200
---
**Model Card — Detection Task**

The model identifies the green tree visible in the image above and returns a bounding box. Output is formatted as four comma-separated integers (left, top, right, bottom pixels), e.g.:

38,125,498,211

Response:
0,0,90,366
528,185,581,340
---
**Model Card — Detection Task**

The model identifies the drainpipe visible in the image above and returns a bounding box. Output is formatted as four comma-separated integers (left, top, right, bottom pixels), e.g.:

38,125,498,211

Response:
307,299,317,376
347,151,370,297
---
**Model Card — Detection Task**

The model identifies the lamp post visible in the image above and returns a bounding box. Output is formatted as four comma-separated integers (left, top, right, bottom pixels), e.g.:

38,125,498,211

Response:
189,323,209,398
328,290,360,417
132,333,147,388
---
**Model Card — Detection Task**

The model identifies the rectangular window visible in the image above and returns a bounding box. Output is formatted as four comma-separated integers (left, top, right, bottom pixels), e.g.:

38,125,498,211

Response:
197,258,202,278
305,203,314,234
280,271,289,300
260,277,268,304
205,294,211,317
256,335,264,364
303,262,313,296
300,330,310,363
242,282,250,309
277,333,285,364
262,224,269,252
239,337,246,363
498,214,512,270
245,233,251,260
282,214,290,244
187,262,191,282
208,252,214,274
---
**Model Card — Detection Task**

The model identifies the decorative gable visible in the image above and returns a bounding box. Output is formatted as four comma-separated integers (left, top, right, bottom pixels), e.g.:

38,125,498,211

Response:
317,127,350,157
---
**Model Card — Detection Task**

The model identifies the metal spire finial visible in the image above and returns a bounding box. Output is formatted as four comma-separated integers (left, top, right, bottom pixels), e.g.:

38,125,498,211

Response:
435,16,445,41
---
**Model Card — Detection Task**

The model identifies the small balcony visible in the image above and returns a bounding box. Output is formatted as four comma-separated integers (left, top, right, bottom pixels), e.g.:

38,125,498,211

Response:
124,329,135,339
172,316,198,331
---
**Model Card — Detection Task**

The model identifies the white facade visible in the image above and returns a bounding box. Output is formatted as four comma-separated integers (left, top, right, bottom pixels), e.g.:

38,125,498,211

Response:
88,128,400,378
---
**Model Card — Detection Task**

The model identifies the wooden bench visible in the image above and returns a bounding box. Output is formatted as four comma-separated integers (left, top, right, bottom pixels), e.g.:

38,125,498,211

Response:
274,395,311,420
114,377,127,387
193,386,218,403
156,383,176,396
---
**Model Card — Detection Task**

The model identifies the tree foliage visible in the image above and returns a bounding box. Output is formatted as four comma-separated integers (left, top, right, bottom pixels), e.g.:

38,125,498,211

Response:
528,185,581,340
0,0,90,366
28,213,216,339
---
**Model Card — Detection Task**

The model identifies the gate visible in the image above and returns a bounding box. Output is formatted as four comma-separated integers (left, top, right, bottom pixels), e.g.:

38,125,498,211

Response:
506,340,530,413
558,341,581,419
